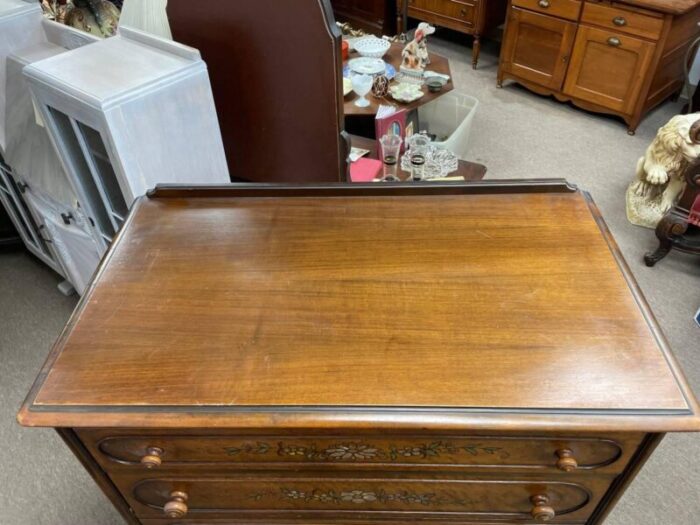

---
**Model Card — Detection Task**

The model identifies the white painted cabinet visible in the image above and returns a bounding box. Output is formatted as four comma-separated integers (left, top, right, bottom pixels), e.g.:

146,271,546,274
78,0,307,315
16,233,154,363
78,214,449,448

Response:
1,0,99,294
1,5,229,295
24,27,230,249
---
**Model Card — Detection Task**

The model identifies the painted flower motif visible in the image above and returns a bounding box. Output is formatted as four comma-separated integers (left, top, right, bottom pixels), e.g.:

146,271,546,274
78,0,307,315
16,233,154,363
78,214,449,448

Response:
398,446,425,457
325,443,379,460
279,446,309,457
283,489,306,500
341,491,378,504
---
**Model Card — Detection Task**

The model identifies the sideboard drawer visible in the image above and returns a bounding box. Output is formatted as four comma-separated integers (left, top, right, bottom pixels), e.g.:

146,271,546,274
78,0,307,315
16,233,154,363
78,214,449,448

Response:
512,0,582,22
116,474,605,521
581,2,663,40
409,0,479,27
82,432,640,474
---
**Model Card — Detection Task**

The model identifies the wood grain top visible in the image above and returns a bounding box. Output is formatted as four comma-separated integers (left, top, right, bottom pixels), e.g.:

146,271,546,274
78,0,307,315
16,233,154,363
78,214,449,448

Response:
615,0,700,15
19,182,700,431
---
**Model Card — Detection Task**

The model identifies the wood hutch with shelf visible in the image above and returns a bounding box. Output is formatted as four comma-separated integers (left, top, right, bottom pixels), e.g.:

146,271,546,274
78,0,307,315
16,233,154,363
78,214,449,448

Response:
497,0,700,134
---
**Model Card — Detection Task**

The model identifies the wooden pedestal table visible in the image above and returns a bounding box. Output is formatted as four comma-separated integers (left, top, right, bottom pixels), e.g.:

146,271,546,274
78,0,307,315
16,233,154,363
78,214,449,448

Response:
19,181,700,525
344,42,454,117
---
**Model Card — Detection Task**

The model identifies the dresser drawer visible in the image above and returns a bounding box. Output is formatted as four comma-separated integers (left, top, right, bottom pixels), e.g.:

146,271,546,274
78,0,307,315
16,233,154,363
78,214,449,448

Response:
82,432,639,474
408,0,478,28
115,473,606,521
512,0,582,22
581,2,663,40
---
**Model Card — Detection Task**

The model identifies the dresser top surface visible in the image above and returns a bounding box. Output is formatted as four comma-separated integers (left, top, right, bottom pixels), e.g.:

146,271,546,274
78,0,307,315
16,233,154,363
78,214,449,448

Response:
614,0,700,15
19,182,700,431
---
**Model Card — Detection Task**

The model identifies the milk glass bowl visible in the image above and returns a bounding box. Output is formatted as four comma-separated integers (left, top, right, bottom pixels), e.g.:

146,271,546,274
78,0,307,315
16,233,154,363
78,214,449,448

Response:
351,73,373,107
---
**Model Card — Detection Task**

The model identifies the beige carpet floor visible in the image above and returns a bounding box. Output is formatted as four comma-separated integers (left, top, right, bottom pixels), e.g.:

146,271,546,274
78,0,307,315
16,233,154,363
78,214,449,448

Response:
1,34,699,524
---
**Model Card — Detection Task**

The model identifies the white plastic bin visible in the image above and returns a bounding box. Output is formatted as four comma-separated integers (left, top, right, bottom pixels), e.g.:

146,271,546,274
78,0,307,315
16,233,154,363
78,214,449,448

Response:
417,92,479,160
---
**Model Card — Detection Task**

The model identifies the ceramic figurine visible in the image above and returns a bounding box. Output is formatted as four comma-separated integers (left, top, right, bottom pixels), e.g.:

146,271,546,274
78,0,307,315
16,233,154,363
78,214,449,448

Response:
626,113,700,228
66,0,120,38
41,0,73,24
372,75,390,98
401,23,435,74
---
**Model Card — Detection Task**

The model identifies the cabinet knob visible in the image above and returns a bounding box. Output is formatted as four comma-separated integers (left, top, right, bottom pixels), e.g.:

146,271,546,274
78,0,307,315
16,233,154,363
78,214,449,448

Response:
461,8,467,15
140,447,164,469
531,495,556,522
538,0,550,7
607,36,621,47
164,491,188,519
613,16,627,26
555,448,578,472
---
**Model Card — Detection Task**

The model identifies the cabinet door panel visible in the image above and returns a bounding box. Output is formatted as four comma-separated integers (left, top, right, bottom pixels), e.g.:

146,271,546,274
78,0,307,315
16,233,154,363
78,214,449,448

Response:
563,25,655,114
500,8,577,90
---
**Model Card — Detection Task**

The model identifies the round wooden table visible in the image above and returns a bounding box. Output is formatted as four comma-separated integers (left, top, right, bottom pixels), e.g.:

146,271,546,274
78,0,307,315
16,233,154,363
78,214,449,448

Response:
344,42,454,117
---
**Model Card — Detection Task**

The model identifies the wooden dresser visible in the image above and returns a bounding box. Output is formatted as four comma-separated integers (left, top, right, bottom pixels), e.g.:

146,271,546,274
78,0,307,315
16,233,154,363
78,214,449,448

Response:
332,0,400,35
18,181,700,524
497,0,700,134
403,0,509,68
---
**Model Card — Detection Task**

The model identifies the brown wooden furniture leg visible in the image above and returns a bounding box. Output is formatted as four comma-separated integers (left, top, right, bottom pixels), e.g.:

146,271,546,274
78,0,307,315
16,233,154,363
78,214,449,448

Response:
644,156,700,266
472,34,481,69
644,217,685,266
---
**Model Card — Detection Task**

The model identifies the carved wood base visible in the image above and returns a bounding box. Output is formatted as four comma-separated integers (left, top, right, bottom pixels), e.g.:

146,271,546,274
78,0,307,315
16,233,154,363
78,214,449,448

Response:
644,160,700,267
497,74,645,134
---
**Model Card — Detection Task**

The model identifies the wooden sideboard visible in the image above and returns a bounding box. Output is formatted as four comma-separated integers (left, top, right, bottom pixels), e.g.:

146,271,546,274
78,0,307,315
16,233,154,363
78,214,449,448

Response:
404,0,509,68
332,0,400,35
18,181,700,524
498,0,700,134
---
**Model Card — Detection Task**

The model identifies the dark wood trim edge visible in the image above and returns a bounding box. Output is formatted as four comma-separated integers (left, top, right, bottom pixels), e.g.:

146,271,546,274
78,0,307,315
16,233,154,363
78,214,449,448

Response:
57,428,139,525
587,433,665,525
145,179,579,199
582,191,700,423
17,197,148,427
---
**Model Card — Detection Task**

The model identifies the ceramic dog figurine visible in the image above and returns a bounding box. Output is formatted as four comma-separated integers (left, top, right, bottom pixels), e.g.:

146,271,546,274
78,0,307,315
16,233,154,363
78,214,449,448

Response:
401,23,436,74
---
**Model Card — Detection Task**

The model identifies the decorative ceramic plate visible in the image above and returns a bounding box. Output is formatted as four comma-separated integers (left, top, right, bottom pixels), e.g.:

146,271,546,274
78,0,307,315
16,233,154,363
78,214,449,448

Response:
344,63,396,80
343,78,353,96
347,57,386,75
389,83,425,103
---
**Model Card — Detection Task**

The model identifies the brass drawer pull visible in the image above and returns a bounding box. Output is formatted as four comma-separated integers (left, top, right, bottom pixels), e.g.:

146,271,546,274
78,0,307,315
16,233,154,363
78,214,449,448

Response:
164,491,188,519
555,448,578,472
461,8,467,16
140,446,164,468
613,16,627,26
531,494,555,522
538,0,550,7
607,36,621,47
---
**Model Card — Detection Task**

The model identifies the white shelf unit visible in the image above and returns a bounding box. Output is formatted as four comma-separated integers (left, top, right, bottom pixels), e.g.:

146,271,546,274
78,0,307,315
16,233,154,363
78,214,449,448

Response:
1,1,101,294
24,26,230,252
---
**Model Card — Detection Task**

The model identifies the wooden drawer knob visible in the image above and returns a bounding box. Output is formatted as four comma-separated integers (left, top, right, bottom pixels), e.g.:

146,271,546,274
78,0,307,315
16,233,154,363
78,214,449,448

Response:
140,447,163,469
555,448,578,472
164,491,188,519
531,495,555,522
